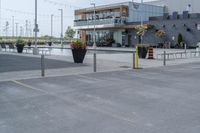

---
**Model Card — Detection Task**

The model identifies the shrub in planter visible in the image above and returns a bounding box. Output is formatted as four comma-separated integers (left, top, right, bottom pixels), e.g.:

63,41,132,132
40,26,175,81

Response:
137,45,149,59
48,41,53,46
177,33,183,48
27,40,32,47
70,39,87,63
16,38,25,53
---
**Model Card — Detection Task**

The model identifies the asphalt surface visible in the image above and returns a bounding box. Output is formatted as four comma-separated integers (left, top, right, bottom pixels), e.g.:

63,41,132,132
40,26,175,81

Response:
0,54,86,72
0,62,200,133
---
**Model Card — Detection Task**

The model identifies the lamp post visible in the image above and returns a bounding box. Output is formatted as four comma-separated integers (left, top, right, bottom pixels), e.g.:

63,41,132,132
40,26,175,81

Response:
12,16,14,39
58,9,63,48
15,23,18,37
25,20,28,37
140,0,143,26
0,0,1,37
33,0,39,55
91,3,96,72
51,14,53,38
140,0,143,44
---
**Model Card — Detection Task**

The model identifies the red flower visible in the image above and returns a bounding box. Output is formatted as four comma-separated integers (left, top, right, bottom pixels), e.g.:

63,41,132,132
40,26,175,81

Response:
70,39,87,50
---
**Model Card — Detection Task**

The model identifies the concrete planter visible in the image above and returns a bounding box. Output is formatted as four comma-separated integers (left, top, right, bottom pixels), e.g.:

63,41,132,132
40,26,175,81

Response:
71,49,87,63
16,45,24,53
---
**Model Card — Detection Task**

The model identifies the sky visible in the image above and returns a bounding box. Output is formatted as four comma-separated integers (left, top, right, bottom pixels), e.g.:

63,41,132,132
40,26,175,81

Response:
0,0,155,37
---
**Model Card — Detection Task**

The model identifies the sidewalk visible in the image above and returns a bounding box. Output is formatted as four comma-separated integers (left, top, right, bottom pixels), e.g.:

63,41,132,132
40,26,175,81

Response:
1,49,200,82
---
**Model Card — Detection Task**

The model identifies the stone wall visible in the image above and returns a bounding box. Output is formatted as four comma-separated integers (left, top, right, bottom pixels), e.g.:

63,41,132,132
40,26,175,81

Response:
126,18,200,48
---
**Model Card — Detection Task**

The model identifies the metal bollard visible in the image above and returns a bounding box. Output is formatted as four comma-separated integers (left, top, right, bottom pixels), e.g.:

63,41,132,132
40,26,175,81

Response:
93,52,97,72
163,51,166,66
41,55,45,77
135,46,139,69
133,51,135,69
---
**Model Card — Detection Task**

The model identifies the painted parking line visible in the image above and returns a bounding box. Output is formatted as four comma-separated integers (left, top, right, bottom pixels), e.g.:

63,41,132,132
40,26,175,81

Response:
12,79,136,126
12,80,47,93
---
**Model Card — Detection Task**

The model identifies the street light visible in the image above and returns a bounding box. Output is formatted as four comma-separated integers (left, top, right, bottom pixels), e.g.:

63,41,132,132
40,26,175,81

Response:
90,3,97,72
90,3,96,49
0,0,1,37
51,14,53,38
15,23,18,37
140,0,143,26
58,9,63,48
12,16,14,38
140,0,143,45
25,20,28,37
33,0,39,55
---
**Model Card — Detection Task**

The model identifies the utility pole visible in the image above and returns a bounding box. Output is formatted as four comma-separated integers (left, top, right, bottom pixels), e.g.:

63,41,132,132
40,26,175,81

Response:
58,9,63,48
33,0,39,55
15,23,18,37
90,3,96,72
25,20,28,37
0,0,1,37
20,26,24,37
12,16,15,38
140,0,143,44
4,21,9,38
29,21,32,37
90,3,96,49
51,14,53,38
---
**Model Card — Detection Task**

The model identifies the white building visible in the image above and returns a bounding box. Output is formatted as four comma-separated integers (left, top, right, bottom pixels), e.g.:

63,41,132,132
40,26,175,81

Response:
146,0,200,14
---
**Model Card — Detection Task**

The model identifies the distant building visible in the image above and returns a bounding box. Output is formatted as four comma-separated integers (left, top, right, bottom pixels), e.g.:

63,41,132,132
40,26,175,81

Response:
146,0,200,14
74,2,164,47
74,0,200,47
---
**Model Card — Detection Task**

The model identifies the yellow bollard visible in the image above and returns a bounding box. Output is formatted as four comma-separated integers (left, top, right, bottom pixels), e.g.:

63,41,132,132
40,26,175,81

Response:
135,46,139,68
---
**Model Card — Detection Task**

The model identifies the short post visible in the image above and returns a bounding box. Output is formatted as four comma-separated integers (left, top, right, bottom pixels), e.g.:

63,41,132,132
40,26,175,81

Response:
184,43,187,58
41,54,45,77
133,51,135,69
93,52,96,72
184,43,187,53
135,46,139,69
163,51,166,66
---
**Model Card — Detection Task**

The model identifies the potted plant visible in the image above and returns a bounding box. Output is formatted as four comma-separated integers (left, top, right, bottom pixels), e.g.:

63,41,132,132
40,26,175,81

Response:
177,33,183,48
27,40,32,47
155,30,166,48
134,25,149,58
137,44,149,58
135,25,146,44
48,37,53,46
71,39,87,63
16,38,25,53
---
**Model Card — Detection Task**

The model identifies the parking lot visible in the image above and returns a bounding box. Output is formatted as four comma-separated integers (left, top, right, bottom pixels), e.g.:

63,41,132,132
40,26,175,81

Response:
0,54,86,73
1,61,200,133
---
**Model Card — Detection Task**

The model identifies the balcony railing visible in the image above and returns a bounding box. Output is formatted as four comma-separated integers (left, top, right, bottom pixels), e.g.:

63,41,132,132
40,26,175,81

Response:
74,18,127,27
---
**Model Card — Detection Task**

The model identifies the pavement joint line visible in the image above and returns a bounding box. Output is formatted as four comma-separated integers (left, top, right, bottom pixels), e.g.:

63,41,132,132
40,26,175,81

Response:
11,80,48,94
58,96,136,126
11,79,136,126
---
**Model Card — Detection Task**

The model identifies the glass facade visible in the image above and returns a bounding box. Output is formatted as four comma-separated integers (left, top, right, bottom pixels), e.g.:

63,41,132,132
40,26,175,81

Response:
86,31,114,46
128,3,164,22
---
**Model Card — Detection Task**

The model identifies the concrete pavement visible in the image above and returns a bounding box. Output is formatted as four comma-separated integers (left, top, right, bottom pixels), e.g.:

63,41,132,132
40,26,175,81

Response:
1,62,200,133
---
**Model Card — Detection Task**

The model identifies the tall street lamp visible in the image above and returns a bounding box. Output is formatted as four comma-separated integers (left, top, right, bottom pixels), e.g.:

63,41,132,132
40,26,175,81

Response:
90,3,97,72
0,0,1,37
140,0,144,44
12,16,14,39
140,0,143,26
33,0,39,55
51,14,53,38
15,23,18,37
90,3,96,49
58,9,63,48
